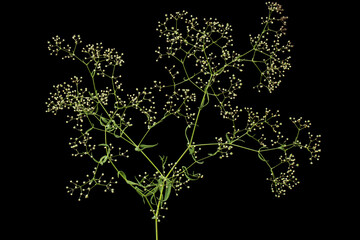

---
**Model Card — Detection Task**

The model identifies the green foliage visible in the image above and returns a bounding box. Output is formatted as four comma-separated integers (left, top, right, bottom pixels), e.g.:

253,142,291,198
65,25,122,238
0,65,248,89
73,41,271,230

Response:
46,2,321,239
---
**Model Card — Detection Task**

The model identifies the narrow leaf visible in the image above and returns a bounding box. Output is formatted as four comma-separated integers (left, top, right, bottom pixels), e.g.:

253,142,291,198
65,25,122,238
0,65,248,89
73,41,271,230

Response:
225,133,231,143
135,143,159,151
182,166,199,181
98,143,109,147
99,155,108,165
160,155,168,171
189,146,195,155
117,170,127,180
140,143,159,149
126,180,138,186
100,116,109,126
164,180,172,201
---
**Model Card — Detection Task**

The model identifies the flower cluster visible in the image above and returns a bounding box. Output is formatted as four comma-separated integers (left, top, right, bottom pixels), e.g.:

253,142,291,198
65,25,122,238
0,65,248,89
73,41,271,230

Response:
189,107,321,198
153,10,247,135
290,117,321,165
249,1,294,93
268,152,299,198
45,81,95,117
162,87,197,125
48,35,124,79
231,109,321,197
155,10,243,94
126,86,158,128
66,169,118,201
156,11,239,62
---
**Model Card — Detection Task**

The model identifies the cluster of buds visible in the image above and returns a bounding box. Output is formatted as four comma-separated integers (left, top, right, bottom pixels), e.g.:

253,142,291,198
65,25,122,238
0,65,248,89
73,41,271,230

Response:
249,1,294,93
67,169,118,201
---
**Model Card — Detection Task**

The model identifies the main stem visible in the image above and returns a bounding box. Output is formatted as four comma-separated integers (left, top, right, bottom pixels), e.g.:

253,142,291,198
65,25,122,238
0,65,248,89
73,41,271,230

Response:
155,218,159,240
154,180,165,240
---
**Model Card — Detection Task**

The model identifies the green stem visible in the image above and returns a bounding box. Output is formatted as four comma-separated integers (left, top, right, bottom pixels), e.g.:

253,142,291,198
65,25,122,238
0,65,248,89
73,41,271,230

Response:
229,143,258,152
155,217,159,240
140,150,163,176
154,180,166,240
165,146,191,178
189,82,211,144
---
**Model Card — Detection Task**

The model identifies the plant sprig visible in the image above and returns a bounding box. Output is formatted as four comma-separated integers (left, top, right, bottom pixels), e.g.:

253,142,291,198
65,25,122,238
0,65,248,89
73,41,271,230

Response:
46,2,321,240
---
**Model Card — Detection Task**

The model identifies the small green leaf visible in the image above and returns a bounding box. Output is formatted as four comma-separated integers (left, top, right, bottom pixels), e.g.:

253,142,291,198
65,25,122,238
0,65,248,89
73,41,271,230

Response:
117,171,139,186
99,155,108,165
163,180,172,201
100,116,109,126
160,155,168,171
189,146,195,155
105,120,116,132
134,186,145,198
135,143,158,151
147,185,159,198
117,170,127,180
140,143,159,149
126,180,138,186
98,143,109,147
182,166,199,181
159,155,168,163
225,133,231,143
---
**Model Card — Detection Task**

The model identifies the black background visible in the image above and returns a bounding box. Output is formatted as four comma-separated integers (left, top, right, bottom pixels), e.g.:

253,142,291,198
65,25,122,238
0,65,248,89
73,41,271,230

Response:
7,0,355,239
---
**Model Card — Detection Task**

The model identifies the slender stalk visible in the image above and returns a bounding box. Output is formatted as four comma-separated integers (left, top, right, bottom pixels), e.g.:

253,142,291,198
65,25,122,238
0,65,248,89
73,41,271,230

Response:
189,81,211,143
165,146,191,178
155,217,159,240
